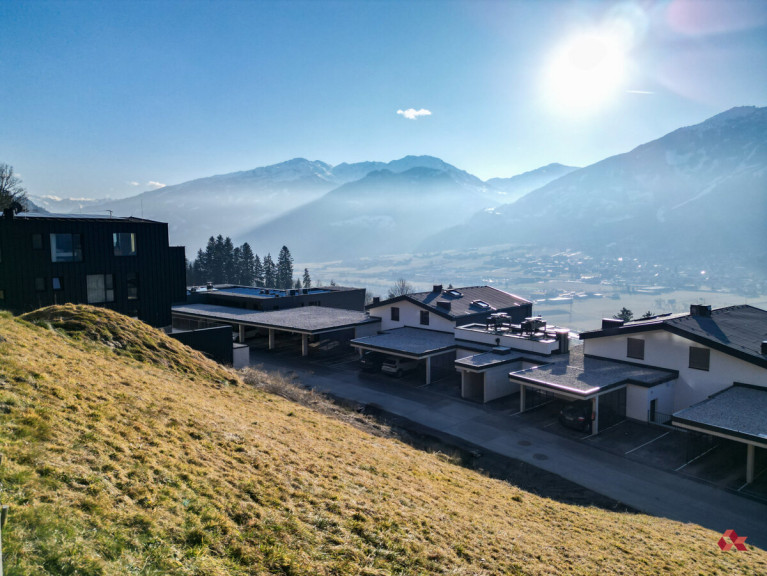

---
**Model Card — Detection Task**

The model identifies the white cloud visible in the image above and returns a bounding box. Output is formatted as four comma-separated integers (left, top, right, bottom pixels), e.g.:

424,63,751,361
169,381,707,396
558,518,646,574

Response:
626,89,654,95
129,181,141,186
397,108,432,120
147,181,166,189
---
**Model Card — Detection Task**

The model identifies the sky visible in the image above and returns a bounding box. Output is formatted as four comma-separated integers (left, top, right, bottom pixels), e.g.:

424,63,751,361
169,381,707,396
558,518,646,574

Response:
2,0,766,200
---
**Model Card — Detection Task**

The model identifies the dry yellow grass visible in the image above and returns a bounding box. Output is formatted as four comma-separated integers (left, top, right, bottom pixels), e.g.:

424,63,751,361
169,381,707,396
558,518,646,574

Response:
0,305,763,575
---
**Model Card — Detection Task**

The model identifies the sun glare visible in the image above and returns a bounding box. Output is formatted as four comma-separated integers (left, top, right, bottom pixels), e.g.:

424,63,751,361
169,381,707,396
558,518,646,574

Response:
543,32,627,114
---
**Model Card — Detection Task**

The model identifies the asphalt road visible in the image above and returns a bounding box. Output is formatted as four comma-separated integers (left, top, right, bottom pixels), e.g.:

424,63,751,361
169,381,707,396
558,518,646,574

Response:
249,349,767,551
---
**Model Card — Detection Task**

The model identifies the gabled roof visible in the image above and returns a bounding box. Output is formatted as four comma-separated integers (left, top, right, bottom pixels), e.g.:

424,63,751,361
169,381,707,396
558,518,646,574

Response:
580,305,767,369
367,285,530,321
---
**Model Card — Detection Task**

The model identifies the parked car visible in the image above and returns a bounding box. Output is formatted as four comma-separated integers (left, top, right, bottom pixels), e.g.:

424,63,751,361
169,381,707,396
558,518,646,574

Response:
381,357,419,377
558,400,593,432
359,351,387,373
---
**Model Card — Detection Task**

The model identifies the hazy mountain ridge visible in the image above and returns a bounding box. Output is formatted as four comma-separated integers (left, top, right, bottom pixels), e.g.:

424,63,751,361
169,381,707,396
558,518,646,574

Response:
485,162,579,202
421,106,767,264
240,165,508,260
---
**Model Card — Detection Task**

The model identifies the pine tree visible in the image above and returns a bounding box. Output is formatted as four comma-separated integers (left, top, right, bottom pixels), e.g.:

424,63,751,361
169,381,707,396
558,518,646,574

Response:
222,237,235,283
302,268,311,289
294,279,302,290
204,236,222,284
253,254,264,287
263,253,276,287
232,246,242,284
240,243,256,286
276,245,294,289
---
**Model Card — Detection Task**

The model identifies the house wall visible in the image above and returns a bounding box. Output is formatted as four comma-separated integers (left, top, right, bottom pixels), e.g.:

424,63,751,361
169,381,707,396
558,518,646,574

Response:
368,300,455,333
454,325,559,355
584,331,767,410
482,362,523,402
354,321,382,338
0,215,185,327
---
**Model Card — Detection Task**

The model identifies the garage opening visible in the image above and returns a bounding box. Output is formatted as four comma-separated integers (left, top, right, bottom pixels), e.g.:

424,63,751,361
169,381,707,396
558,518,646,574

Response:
598,388,627,429
462,372,484,402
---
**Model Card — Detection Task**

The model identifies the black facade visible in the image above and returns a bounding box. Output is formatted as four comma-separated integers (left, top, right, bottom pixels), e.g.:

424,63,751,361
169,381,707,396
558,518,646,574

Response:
0,211,186,327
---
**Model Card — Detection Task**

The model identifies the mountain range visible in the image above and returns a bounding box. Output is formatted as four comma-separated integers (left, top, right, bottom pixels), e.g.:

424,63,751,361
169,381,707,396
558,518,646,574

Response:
31,106,766,271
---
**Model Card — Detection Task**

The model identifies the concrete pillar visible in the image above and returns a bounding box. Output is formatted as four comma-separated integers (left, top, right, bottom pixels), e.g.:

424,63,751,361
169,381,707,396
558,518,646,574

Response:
425,357,432,385
301,334,309,357
268,329,275,350
591,396,599,435
746,444,755,484
461,371,466,399
520,385,526,412
238,324,245,343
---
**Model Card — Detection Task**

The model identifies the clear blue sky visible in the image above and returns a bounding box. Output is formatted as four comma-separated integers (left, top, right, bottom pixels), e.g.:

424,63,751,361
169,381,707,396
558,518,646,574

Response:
2,0,766,199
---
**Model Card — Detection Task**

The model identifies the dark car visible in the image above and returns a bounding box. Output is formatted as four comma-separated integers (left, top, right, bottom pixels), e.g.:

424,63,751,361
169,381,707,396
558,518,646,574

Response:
359,351,387,373
559,400,593,432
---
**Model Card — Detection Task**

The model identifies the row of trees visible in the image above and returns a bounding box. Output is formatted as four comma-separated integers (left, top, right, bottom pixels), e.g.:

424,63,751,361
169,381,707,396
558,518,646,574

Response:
186,236,311,289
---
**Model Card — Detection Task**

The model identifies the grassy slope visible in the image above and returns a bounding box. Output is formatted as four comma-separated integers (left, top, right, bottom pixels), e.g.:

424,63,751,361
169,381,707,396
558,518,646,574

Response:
0,305,763,575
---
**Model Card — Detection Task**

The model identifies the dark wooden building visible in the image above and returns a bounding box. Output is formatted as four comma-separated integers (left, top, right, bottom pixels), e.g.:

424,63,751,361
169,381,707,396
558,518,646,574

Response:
0,210,186,327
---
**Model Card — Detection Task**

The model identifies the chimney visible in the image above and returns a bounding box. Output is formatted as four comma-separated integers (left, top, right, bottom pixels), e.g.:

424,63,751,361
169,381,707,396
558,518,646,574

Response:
2,208,13,220
601,318,624,329
690,304,712,317
372,296,380,305
433,284,443,293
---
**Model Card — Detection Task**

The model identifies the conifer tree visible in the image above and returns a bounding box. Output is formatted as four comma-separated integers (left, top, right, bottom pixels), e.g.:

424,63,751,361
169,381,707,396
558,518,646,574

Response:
302,268,311,289
276,245,294,289
253,254,264,287
240,243,256,286
263,253,276,287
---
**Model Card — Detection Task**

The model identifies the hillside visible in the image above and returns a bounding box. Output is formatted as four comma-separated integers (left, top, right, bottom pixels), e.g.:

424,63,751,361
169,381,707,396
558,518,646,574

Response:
0,306,764,575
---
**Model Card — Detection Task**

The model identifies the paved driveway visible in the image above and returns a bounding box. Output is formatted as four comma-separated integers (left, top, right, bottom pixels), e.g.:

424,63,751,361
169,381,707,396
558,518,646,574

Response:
247,347,767,550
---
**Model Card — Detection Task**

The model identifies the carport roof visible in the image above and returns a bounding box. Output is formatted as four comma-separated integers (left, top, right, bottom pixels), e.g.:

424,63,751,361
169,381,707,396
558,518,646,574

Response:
673,384,767,447
351,327,456,358
455,349,551,370
509,348,677,398
171,303,377,334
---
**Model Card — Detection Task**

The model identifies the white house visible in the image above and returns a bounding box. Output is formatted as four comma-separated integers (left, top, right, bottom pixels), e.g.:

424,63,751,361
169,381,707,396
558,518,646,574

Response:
579,304,767,483
579,304,767,414
351,285,532,384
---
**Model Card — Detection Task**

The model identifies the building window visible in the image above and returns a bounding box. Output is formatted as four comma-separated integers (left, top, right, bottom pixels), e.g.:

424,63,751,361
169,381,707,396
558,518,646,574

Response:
627,338,645,360
35,277,46,292
87,274,114,304
50,234,82,262
126,272,139,300
420,310,429,326
32,234,43,249
689,347,710,371
113,232,136,256
52,277,63,291
391,307,400,321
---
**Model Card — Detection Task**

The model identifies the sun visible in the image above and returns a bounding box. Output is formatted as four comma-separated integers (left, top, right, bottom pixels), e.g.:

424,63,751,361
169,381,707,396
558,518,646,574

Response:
543,32,627,114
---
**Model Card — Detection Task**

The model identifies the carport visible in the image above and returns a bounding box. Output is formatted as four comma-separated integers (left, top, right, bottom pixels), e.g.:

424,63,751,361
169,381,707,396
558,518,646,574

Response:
455,349,551,403
351,327,456,384
172,303,380,356
674,384,767,485
509,349,676,435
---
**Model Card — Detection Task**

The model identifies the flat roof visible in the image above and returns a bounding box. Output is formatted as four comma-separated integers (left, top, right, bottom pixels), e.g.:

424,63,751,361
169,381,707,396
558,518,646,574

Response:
7,212,161,223
509,348,677,398
214,286,333,299
673,385,767,447
172,303,377,334
455,349,551,370
351,327,456,359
